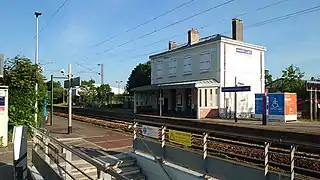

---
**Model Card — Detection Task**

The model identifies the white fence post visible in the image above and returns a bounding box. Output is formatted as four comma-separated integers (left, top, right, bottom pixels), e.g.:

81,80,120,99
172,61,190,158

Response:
203,133,208,160
290,145,296,180
161,126,166,148
264,142,270,176
66,149,72,180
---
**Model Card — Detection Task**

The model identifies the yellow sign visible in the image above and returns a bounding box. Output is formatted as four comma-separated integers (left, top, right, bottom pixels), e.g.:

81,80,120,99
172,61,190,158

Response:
168,130,192,147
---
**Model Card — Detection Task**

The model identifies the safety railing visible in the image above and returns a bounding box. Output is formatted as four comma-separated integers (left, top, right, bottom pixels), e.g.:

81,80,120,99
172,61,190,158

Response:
132,118,320,180
31,127,129,180
132,122,173,180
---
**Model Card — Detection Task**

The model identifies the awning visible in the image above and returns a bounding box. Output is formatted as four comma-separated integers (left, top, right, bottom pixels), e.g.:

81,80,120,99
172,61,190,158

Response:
131,79,220,92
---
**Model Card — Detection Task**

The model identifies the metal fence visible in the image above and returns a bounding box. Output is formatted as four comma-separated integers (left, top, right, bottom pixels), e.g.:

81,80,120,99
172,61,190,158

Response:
31,127,129,180
132,119,320,180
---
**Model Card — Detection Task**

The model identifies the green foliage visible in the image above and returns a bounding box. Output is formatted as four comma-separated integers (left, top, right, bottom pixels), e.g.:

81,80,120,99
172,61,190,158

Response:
78,80,112,107
268,65,308,98
126,61,151,95
1,56,47,131
46,80,62,90
265,69,273,86
96,84,112,104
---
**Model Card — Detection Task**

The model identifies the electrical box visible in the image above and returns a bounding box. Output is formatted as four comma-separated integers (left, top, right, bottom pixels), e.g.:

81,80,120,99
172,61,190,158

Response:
0,86,9,147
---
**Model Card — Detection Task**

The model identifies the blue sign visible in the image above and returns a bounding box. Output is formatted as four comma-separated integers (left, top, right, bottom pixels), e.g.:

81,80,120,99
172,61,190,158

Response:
236,48,252,55
255,93,285,116
221,86,251,92
269,93,284,116
255,94,263,115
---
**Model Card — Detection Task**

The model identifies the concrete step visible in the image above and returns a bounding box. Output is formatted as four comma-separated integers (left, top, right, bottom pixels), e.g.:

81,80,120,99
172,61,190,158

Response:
114,166,141,176
125,172,146,180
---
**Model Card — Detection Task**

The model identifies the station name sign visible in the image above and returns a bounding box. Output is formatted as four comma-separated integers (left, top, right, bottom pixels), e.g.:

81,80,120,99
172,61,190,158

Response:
236,48,252,55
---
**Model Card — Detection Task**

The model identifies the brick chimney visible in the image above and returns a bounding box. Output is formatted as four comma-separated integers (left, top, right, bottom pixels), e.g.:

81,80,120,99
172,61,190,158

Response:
168,41,177,50
188,28,200,45
232,18,243,41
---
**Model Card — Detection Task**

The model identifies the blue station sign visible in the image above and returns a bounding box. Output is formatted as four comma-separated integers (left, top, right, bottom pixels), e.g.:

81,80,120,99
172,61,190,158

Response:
221,86,251,92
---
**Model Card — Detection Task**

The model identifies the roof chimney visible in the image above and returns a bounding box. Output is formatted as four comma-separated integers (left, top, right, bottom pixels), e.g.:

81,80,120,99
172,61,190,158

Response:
168,41,177,50
188,28,200,45
232,18,243,41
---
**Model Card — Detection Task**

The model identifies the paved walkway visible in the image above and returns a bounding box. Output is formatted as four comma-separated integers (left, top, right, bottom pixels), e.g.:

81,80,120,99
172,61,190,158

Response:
47,116,132,152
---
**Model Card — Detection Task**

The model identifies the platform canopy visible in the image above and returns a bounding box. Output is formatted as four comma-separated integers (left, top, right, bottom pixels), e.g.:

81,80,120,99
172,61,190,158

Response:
131,79,220,92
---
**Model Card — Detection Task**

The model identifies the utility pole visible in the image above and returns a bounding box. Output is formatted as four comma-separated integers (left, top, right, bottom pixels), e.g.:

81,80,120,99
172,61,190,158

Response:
68,64,72,134
310,88,313,120
234,77,238,123
34,11,41,126
315,90,318,120
99,64,104,85
50,74,53,126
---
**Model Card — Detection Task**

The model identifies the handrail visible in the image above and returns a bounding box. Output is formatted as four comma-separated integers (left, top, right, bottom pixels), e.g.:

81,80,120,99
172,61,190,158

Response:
31,126,130,180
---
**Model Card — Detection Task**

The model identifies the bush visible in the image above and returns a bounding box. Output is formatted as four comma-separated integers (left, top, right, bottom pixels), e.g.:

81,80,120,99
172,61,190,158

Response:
0,56,47,134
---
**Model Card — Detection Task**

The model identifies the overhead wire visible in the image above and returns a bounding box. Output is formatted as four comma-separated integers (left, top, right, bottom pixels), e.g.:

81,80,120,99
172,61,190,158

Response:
96,0,294,61
18,0,70,56
71,0,197,56
122,5,320,62
94,0,236,56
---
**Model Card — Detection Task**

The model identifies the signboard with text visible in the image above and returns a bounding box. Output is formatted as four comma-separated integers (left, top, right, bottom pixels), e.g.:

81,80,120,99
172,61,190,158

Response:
141,125,159,139
168,130,192,147
64,77,81,88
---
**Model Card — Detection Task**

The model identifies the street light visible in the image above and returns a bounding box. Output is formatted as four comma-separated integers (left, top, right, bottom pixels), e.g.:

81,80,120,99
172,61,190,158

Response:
98,64,104,85
116,81,123,95
34,11,41,126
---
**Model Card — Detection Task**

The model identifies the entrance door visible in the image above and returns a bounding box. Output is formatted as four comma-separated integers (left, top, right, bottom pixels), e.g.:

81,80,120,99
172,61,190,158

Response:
163,98,169,114
185,88,192,115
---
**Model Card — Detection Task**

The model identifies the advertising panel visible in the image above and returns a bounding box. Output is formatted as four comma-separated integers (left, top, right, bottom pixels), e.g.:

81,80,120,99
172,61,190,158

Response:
168,129,192,147
285,94,297,115
141,125,159,139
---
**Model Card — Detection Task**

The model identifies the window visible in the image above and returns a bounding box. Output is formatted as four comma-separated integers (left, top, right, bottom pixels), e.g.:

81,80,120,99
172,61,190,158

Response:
168,58,177,77
199,89,202,107
156,60,163,78
200,52,211,73
183,56,192,75
204,89,207,107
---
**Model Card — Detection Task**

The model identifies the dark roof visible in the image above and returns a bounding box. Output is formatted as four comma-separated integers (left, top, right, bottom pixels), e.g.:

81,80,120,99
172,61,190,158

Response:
149,34,231,58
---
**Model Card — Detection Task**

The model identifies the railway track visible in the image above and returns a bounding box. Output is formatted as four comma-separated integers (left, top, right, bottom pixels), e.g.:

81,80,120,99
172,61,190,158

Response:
52,109,320,179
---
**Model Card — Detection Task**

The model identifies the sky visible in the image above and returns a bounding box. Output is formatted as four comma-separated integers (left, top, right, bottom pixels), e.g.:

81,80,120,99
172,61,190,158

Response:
0,0,319,88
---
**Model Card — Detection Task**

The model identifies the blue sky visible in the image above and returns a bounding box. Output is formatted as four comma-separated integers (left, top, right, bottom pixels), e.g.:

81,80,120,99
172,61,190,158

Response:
0,0,319,88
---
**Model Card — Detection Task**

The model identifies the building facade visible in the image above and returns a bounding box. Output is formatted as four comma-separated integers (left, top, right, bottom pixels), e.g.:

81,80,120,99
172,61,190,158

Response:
132,19,266,119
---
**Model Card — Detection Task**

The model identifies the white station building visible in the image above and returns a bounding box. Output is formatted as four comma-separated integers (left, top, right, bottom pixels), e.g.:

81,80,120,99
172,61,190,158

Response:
132,18,266,119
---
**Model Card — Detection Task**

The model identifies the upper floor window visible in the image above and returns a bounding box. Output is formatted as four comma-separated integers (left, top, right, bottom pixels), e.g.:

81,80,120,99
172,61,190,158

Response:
168,58,177,77
183,56,192,75
200,52,211,73
156,60,163,78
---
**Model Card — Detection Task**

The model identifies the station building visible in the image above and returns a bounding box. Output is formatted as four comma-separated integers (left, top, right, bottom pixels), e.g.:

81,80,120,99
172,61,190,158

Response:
132,19,266,119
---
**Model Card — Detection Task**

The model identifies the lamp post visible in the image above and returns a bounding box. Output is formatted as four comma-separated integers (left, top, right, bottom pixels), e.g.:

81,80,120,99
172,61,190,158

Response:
34,11,42,126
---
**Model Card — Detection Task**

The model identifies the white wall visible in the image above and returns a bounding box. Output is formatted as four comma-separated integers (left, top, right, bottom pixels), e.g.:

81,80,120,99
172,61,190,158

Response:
151,43,219,85
219,39,265,118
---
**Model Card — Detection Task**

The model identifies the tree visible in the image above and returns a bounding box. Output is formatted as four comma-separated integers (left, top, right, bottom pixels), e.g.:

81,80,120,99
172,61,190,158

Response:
126,61,151,95
96,84,112,105
270,65,307,98
46,80,64,104
265,69,273,86
78,80,97,107
0,56,47,131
